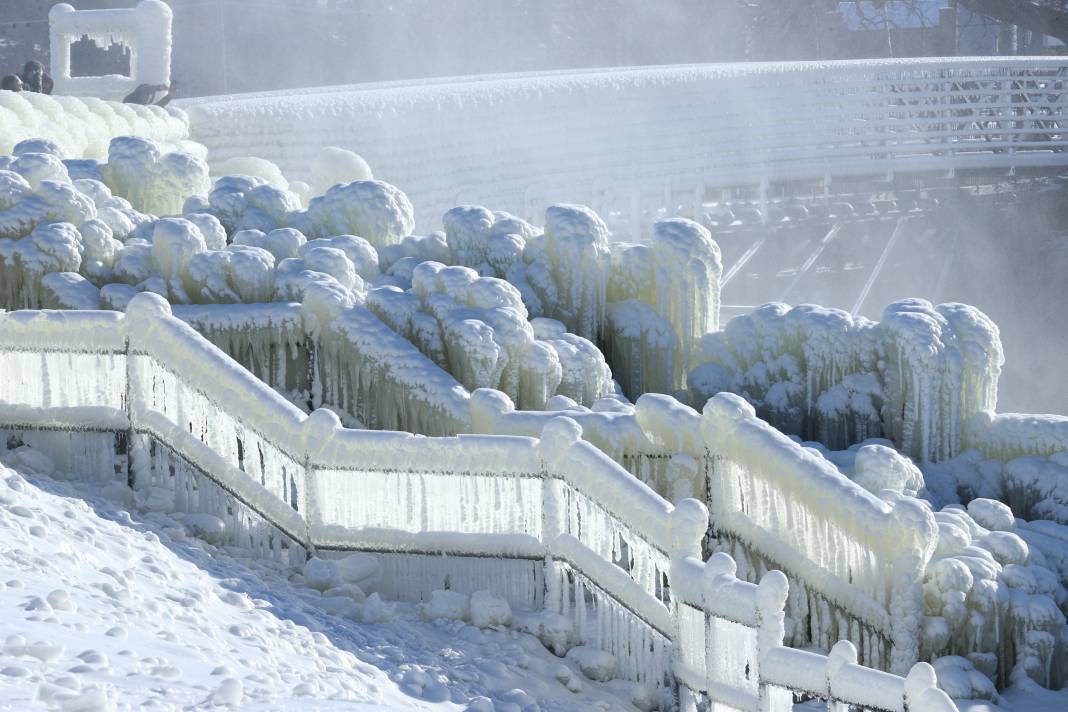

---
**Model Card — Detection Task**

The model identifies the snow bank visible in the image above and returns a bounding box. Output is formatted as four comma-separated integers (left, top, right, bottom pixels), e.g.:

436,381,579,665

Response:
0,463,662,712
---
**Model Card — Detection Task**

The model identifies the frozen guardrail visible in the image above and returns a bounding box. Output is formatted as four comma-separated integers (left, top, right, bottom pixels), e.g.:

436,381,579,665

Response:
0,296,689,689
671,552,957,712
474,388,939,675
0,298,960,707
181,58,1068,231
965,410,1068,461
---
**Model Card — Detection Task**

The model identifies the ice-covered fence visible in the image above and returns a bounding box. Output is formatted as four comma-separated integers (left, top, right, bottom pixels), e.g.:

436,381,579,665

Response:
0,309,128,481
170,303,311,406
0,299,963,703
49,1,172,102
181,58,1068,231
125,299,310,559
702,393,937,675
469,387,938,674
0,297,693,689
671,552,958,712
964,410,1068,461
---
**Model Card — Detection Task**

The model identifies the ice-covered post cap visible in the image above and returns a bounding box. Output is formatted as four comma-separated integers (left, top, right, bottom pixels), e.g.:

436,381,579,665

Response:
701,551,736,594
905,662,958,711
668,498,708,559
304,408,341,438
469,388,514,432
913,687,958,712
703,392,755,421
125,291,172,320
302,408,341,459
904,661,937,703
826,639,858,696
539,416,582,464
756,569,789,615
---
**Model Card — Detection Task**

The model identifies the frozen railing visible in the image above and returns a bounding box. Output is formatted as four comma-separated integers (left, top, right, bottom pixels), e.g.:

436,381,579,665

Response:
964,410,1068,461
671,552,957,712
182,58,1068,230
0,298,960,706
473,389,939,674
0,297,688,688
700,393,937,675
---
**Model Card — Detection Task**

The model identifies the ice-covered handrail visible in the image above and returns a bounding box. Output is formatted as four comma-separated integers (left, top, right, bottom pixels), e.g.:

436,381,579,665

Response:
181,58,1068,230
964,410,1068,461
0,301,967,704
671,552,958,712
701,392,938,674
0,298,701,682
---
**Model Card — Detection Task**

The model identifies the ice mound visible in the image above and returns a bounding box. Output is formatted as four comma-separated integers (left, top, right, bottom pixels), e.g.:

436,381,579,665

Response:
310,146,373,196
103,136,210,217
690,299,1002,461
0,91,195,159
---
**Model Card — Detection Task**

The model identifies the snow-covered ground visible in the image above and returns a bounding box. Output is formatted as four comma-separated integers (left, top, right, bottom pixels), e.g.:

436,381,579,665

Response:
4,454,1067,712
0,454,647,711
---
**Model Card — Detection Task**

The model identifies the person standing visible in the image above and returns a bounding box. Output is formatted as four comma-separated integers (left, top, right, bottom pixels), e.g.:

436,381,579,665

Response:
19,61,53,94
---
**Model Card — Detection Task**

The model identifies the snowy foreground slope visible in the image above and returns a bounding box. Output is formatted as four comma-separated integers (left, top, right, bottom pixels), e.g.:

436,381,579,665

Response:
3,454,1068,712
0,454,646,711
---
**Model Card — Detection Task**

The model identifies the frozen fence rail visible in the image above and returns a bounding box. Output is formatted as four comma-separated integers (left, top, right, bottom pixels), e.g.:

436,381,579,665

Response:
0,297,959,709
672,553,957,711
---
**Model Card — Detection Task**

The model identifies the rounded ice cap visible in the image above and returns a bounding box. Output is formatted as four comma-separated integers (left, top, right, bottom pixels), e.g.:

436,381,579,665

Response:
539,416,582,462
125,291,172,322
312,146,373,195
668,498,709,558
13,139,63,158
544,204,609,248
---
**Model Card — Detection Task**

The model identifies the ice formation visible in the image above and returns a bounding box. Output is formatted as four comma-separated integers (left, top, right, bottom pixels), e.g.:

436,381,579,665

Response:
104,137,210,216
49,1,172,101
311,146,373,196
689,299,1003,461
0,90,194,159
440,205,721,398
